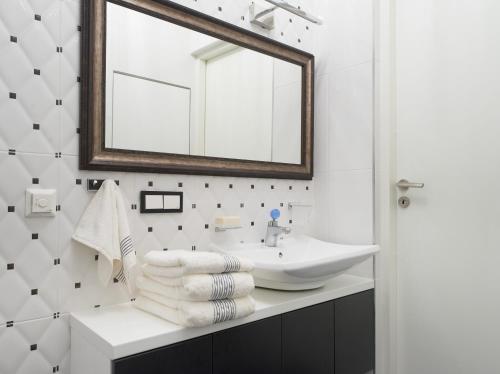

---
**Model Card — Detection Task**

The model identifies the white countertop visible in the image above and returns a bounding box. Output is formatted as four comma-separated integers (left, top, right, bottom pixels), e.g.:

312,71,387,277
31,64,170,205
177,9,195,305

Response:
70,274,374,360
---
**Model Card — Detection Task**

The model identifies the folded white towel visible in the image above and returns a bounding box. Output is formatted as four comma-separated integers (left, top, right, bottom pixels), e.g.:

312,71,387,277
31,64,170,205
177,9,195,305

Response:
134,292,255,327
143,250,254,277
72,180,137,294
136,272,254,301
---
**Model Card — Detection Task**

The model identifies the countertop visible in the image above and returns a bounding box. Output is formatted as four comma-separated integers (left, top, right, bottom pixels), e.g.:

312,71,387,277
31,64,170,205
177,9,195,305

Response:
70,274,374,360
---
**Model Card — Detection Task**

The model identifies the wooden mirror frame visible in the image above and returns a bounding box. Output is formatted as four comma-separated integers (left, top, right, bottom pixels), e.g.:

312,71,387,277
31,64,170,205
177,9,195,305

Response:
80,0,314,179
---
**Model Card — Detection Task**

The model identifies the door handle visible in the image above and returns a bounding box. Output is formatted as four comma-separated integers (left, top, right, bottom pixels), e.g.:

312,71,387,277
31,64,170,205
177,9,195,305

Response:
397,179,424,191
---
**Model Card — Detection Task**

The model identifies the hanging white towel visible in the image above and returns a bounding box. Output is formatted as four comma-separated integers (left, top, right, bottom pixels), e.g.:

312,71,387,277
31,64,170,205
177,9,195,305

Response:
134,292,255,327
143,250,254,277
136,273,254,301
72,180,137,294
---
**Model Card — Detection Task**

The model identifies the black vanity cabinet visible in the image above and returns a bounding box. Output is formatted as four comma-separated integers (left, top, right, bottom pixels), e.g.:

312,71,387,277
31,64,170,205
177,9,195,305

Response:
335,290,375,374
112,290,374,374
213,316,282,374
283,301,335,374
113,335,212,374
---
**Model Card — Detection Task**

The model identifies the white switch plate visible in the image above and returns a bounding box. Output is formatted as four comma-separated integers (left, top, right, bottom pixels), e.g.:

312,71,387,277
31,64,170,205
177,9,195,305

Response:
25,189,57,217
164,195,181,210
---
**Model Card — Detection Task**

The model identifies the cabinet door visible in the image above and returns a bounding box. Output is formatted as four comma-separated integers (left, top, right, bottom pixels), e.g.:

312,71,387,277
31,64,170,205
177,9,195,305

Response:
282,301,335,374
334,290,375,374
113,335,212,374
213,316,281,374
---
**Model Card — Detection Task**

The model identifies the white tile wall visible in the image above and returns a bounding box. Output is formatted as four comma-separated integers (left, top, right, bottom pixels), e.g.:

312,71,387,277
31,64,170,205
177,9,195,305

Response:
0,1,320,372
310,0,375,277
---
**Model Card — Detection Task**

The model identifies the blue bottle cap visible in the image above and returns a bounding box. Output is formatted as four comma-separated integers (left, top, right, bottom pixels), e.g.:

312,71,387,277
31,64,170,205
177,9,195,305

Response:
270,209,281,220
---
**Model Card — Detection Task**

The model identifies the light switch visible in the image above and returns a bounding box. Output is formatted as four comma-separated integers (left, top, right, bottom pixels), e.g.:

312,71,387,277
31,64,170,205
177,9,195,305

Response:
164,195,181,210
26,189,57,217
145,194,163,210
140,191,183,213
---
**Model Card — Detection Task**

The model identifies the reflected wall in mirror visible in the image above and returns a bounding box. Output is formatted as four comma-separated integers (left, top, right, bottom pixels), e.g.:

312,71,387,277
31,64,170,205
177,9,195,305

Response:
81,0,314,179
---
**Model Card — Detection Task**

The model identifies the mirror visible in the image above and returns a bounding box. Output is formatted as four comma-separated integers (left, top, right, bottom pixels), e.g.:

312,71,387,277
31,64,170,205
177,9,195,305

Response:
81,0,314,179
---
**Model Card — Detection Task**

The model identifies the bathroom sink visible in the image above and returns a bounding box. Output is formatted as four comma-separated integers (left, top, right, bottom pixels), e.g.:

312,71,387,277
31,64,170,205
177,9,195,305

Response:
214,235,379,290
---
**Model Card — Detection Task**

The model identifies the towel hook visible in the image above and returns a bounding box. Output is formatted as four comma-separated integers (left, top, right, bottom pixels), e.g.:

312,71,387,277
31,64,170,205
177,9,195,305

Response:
87,179,119,191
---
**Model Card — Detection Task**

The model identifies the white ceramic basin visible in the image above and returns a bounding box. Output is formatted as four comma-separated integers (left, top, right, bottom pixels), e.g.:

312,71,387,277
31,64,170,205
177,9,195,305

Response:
215,235,379,290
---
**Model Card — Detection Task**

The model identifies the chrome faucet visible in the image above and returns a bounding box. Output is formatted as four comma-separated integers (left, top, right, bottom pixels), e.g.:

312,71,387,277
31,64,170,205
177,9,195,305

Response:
265,209,291,247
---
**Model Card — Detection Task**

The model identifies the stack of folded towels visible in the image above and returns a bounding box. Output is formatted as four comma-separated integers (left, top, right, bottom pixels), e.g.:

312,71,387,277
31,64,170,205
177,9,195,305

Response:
134,250,256,327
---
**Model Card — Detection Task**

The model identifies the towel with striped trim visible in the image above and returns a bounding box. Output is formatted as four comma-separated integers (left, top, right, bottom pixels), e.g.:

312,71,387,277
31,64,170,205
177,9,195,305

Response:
73,180,137,294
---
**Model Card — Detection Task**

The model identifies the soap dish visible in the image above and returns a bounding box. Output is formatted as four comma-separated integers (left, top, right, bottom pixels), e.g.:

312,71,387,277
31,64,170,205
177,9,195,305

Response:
214,216,242,232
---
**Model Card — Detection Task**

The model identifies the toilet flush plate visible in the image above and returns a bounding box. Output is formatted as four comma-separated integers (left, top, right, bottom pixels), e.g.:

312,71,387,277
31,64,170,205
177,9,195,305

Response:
25,188,57,217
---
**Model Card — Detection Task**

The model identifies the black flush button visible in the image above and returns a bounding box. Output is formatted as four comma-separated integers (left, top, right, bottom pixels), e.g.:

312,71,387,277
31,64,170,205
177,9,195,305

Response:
140,191,183,213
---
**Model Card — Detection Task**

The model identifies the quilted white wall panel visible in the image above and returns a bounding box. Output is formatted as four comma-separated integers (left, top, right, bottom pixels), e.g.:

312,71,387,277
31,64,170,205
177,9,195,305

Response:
0,0,318,372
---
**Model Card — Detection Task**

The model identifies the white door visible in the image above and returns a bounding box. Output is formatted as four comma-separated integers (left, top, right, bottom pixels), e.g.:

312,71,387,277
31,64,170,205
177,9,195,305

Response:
396,1,500,373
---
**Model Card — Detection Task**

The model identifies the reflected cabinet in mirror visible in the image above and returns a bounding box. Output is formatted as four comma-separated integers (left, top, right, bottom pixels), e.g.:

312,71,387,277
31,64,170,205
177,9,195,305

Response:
81,0,314,179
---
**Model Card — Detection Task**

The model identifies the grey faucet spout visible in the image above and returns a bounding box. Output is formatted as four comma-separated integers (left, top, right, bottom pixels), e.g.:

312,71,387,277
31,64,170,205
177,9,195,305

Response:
265,220,291,247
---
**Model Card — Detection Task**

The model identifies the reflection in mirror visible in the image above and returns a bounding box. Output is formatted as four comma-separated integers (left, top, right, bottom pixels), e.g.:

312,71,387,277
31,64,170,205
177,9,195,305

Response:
105,2,302,164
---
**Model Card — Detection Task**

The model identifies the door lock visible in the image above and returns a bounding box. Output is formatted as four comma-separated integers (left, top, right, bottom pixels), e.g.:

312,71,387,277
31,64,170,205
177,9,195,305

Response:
398,196,411,208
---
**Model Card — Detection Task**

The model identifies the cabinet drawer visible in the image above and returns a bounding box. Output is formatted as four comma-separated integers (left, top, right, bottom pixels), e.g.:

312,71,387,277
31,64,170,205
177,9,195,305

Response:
334,290,375,374
213,316,281,374
282,301,335,374
113,335,212,374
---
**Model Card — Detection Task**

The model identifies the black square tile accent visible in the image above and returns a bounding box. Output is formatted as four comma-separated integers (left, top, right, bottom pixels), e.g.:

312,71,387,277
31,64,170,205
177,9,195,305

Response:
76,178,82,185
192,203,196,209
217,203,221,208
163,248,168,251
34,68,40,75
251,184,255,189
34,14,41,21
53,365,60,373
94,305,101,308
94,254,99,261
205,224,209,229
280,203,284,207
9,92,16,99
261,203,265,207
229,184,233,189
289,220,293,224
31,289,38,295
113,278,118,283
7,263,14,270
6,321,14,327
192,245,196,251
74,282,81,289
56,46,63,52
218,6,222,11
131,204,137,210
261,239,265,243
30,344,37,351
56,204,61,211
32,178,39,184
56,99,62,105
32,233,39,240
251,221,255,226
148,227,153,232
7,206,15,212
77,76,81,82
53,258,60,265
289,186,293,190
271,185,274,189
205,183,209,188
240,203,244,208
148,181,153,187
178,182,183,187
10,35,17,43
306,186,309,190
178,225,182,231
8,149,16,155
33,123,40,130
76,128,80,134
